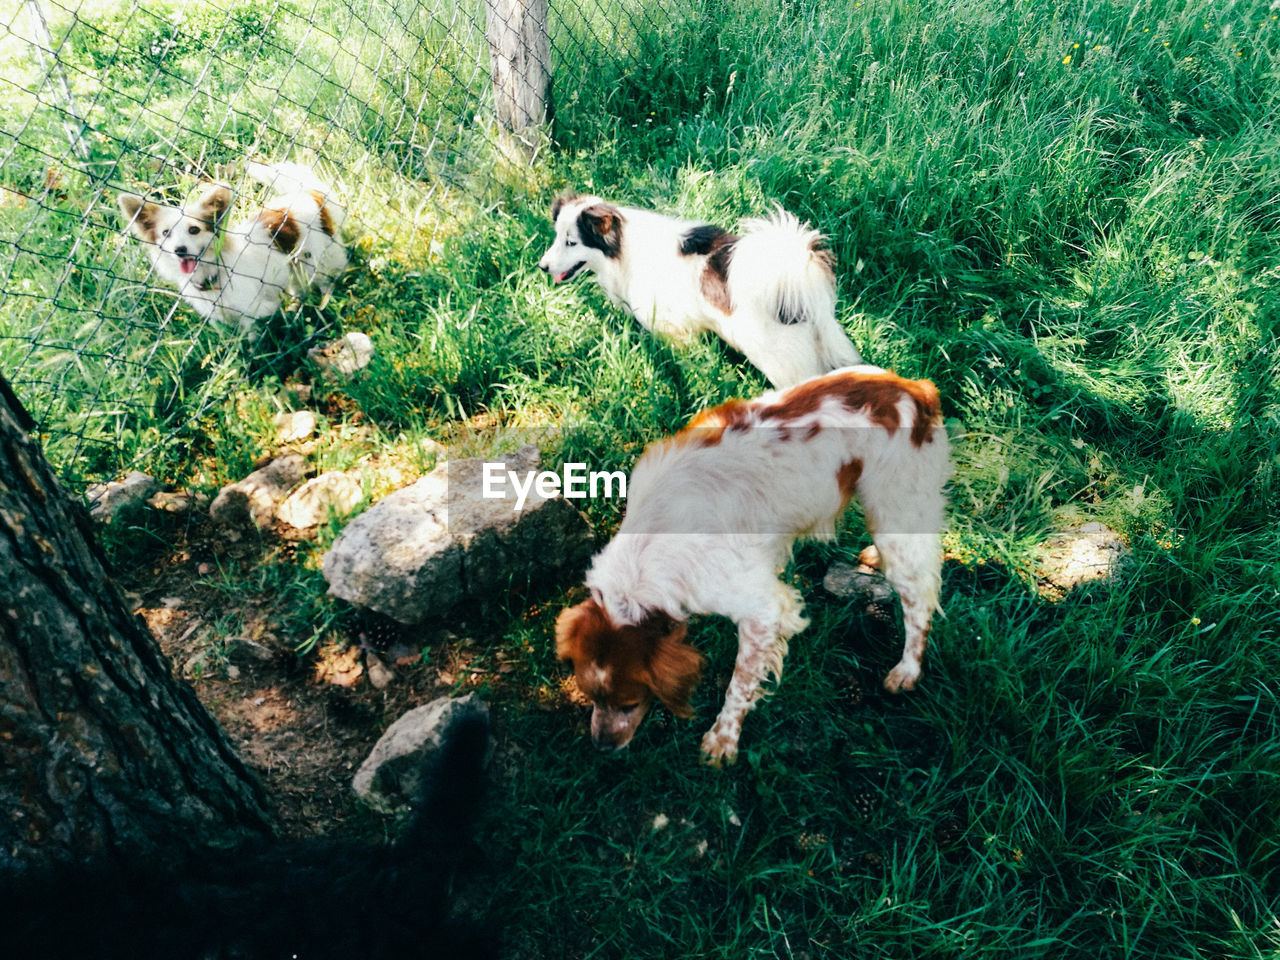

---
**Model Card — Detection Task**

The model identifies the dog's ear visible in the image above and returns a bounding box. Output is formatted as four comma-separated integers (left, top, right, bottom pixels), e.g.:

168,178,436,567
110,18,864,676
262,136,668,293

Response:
555,598,606,663
644,621,704,719
550,192,577,223
578,203,622,259
118,194,158,240
192,183,232,226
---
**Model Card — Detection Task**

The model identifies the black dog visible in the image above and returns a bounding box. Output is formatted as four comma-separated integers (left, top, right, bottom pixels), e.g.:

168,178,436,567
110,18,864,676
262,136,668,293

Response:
2,709,496,959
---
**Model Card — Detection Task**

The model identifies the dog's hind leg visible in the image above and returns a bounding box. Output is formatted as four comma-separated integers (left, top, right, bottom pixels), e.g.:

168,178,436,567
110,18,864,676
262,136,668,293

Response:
856,436,949,692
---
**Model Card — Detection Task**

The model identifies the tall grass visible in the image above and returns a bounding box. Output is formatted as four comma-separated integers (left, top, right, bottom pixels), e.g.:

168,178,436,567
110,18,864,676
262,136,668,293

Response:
4,0,1280,955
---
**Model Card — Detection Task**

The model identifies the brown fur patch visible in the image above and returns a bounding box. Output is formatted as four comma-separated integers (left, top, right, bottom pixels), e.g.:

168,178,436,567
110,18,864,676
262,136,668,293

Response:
307,190,337,237
119,195,157,240
837,458,863,502
554,599,703,716
809,235,836,280
699,232,738,315
669,398,753,449
195,184,231,225
761,370,941,447
259,207,302,254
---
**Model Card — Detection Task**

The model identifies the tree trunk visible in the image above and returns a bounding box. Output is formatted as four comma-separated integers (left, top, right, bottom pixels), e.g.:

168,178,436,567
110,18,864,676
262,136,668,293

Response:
0,377,273,869
485,0,552,140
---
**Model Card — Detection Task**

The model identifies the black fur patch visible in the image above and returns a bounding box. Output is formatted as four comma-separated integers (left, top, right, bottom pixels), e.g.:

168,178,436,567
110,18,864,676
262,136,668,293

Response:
578,203,622,259
679,223,731,256
700,233,738,315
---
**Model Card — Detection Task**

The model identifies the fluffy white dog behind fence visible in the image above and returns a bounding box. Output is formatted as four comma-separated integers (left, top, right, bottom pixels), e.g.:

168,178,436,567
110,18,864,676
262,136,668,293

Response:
118,161,347,329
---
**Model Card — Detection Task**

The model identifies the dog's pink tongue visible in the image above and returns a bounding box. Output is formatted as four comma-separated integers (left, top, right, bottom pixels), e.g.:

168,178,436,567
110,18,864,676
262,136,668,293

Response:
180,257,197,275
554,270,569,283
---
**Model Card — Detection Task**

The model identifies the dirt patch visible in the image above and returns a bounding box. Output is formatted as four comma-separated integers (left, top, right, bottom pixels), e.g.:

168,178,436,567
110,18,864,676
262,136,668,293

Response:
122,511,504,840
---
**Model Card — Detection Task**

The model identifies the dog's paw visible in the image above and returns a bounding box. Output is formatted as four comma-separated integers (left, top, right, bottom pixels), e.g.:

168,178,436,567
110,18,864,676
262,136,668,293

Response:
700,728,740,767
882,660,921,694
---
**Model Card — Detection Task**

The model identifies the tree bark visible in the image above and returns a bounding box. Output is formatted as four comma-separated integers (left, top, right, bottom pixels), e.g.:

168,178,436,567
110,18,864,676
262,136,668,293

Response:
0,377,273,869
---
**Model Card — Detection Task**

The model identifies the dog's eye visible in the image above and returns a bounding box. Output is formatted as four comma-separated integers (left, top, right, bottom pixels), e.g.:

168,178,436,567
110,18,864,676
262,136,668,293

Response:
188,225,201,235
564,239,578,247
617,702,641,713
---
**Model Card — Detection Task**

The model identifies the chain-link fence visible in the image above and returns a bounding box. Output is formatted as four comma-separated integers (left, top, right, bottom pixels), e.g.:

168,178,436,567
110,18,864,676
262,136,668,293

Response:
0,0,696,486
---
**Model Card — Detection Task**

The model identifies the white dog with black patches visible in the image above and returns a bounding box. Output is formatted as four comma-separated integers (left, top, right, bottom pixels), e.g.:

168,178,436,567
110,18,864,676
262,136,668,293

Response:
118,161,347,329
538,193,862,388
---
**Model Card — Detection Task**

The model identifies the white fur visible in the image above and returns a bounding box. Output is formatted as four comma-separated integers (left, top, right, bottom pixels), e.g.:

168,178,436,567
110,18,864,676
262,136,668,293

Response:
118,161,347,330
538,195,862,387
583,365,950,762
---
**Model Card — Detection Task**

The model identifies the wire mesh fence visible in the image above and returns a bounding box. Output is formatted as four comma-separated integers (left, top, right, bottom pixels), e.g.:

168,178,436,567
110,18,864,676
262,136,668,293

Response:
0,0,696,487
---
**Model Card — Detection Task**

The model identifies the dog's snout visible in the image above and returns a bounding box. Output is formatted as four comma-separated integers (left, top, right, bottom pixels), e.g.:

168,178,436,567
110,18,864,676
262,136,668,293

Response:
592,736,626,754
174,244,188,256
537,259,549,273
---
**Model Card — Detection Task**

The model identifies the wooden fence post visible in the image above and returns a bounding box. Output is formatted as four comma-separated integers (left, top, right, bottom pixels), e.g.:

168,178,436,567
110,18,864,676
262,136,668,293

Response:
484,0,552,150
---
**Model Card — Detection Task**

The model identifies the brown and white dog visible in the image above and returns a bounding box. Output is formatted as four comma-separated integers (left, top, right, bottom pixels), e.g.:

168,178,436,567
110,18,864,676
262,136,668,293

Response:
538,194,862,388
556,366,950,763
118,162,346,329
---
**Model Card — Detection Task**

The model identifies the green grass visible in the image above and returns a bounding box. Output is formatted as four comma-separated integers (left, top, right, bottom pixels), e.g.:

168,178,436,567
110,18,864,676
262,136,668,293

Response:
5,0,1280,955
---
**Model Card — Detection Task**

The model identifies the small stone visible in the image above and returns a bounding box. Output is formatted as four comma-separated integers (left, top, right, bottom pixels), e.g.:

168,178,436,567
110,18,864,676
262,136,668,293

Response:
823,561,896,604
277,472,363,529
274,410,317,444
1036,522,1131,598
352,695,488,815
209,453,307,532
147,490,205,515
366,652,395,690
196,562,213,576
226,635,275,663
310,332,374,377
85,471,158,520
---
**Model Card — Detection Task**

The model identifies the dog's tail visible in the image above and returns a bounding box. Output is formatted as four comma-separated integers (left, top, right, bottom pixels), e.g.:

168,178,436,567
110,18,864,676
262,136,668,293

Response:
246,160,347,230
730,208,861,369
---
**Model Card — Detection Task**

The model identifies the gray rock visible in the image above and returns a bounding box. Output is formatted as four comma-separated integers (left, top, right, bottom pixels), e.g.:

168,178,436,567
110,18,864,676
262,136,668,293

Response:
147,490,207,515
322,445,593,624
823,561,896,604
209,453,307,532
1036,521,1130,598
352,695,488,815
274,410,317,444
277,472,363,529
85,471,158,520
310,331,374,377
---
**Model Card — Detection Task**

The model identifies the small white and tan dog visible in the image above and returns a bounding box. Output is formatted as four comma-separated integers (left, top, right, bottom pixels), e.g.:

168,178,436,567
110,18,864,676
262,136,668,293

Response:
118,161,347,328
538,194,862,388
556,366,950,764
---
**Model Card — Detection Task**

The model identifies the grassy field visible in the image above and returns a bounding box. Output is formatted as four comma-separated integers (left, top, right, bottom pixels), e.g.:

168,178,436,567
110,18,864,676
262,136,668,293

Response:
4,0,1280,956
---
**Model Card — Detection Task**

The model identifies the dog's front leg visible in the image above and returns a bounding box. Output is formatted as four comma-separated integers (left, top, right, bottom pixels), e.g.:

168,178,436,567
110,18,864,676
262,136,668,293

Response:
700,618,785,765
